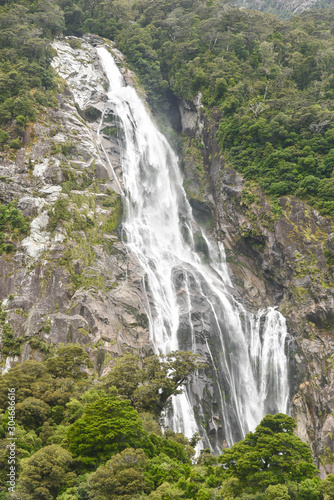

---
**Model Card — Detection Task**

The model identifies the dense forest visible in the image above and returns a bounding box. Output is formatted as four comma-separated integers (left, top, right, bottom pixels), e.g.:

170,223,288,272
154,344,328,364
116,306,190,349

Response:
2,0,334,219
2,0,334,498
1,344,334,499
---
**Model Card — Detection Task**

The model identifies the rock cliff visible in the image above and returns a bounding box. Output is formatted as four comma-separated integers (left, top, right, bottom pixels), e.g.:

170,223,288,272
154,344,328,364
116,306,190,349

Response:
233,0,322,17
0,36,152,380
179,97,334,474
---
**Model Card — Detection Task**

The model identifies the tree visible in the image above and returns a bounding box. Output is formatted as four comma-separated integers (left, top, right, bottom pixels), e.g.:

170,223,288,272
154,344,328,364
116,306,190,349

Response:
66,396,146,466
45,343,93,379
145,452,189,489
298,478,322,500
102,351,200,415
16,397,51,430
0,360,51,408
18,445,75,500
219,414,319,493
320,474,334,500
318,178,334,201
34,0,65,36
265,484,290,499
102,354,141,398
146,482,184,499
89,448,148,499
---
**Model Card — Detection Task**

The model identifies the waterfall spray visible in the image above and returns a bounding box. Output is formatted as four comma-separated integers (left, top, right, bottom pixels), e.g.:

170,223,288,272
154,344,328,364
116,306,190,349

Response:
97,46,289,452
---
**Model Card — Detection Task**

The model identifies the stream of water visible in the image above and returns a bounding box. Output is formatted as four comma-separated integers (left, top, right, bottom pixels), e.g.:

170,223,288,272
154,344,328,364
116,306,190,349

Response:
97,46,289,453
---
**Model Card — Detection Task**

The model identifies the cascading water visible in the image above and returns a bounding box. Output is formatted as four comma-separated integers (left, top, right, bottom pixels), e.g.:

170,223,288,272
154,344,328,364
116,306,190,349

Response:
97,46,289,453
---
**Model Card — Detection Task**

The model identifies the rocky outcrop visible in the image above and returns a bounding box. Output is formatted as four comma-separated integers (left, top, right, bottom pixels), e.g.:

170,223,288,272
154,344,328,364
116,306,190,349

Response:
0,36,152,377
234,0,321,17
180,98,334,473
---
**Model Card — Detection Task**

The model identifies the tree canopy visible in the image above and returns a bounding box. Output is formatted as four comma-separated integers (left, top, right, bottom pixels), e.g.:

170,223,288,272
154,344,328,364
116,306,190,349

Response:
2,0,334,218
0,349,332,499
66,396,147,466
102,351,200,414
18,445,75,500
220,414,319,492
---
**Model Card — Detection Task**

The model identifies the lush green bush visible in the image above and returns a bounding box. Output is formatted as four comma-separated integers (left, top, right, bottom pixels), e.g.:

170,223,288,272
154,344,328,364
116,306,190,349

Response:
66,396,148,466
0,0,62,147
0,201,29,254
101,351,200,415
18,445,75,499
45,343,93,379
220,414,319,492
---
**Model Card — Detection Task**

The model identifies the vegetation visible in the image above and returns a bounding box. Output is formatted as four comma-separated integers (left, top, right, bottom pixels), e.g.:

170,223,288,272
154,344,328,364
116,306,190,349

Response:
102,351,201,415
0,0,62,149
0,302,25,356
220,414,318,491
0,201,29,254
27,0,332,219
111,1,334,219
2,0,334,219
0,345,333,499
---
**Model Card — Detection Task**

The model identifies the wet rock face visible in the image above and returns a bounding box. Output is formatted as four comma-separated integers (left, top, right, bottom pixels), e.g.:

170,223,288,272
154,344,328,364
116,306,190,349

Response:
179,99,334,469
293,335,334,477
0,37,152,376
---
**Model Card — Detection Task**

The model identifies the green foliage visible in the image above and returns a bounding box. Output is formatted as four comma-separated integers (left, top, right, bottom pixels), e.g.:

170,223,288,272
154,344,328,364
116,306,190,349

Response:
1,2,334,498
60,161,94,194
265,483,290,499
90,448,149,499
0,130,8,147
45,343,93,379
18,445,75,499
145,452,189,489
0,351,329,500
0,360,51,407
48,198,71,232
101,195,122,232
16,397,51,430
117,24,168,112
9,138,20,149
146,482,184,499
76,0,334,218
64,398,84,423
14,425,43,457
101,351,201,415
0,0,62,146
148,432,192,464
220,414,319,493
298,478,323,499
320,474,334,499
66,396,146,467
233,0,333,19
0,302,25,356
0,201,29,254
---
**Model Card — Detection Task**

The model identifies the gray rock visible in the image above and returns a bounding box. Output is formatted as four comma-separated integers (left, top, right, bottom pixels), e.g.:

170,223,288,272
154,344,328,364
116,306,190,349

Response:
94,160,110,180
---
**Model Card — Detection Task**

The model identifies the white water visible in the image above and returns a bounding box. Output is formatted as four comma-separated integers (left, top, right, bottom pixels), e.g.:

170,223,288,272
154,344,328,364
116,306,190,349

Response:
97,46,289,452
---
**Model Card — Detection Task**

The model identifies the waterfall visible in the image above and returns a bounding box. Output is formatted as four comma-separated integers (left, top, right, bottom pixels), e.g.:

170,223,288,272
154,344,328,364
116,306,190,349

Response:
97,46,289,453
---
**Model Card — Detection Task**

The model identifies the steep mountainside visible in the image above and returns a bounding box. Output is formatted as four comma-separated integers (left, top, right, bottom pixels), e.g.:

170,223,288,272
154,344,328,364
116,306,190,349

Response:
179,97,334,475
0,36,153,377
